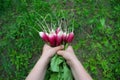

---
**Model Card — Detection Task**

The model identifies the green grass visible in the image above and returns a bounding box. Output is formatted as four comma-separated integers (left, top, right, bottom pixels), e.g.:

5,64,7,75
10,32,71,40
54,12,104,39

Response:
0,0,120,80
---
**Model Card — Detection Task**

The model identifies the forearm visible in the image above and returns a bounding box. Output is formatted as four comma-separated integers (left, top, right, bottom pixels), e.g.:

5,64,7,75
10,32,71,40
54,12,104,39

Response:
26,56,49,80
69,58,92,80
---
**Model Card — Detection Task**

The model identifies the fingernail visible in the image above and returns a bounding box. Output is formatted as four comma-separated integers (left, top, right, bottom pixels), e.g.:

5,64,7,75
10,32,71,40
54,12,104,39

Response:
61,45,64,48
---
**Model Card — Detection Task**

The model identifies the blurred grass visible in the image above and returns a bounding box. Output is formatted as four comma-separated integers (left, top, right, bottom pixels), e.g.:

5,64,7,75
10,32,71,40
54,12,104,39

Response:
0,0,120,80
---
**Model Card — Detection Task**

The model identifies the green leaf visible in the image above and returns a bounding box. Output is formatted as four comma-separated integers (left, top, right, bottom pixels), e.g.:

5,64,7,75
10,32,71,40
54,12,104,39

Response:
50,55,63,72
49,73,58,80
63,62,73,80
100,18,105,27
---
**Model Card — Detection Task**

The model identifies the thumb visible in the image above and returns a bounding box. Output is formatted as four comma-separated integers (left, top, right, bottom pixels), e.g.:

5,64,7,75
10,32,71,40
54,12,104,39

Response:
53,45,64,51
57,50,65,56
66,46,74,53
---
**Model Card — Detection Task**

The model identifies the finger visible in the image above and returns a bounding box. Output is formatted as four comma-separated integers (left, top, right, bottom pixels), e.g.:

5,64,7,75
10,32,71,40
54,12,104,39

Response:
68,46,72,49
44,44,48,47
54,45,64,51
57,51,64,56
66,46,74,53
43,44,51,49
66,46,72,50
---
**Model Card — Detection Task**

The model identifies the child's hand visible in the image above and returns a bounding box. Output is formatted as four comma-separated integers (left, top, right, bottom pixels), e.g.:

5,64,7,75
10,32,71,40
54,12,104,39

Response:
57,46,78,65
41,44,64,60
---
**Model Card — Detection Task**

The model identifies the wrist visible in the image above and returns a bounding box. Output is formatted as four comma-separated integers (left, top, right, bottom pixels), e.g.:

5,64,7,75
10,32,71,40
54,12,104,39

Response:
40,55,51,64
68,57,80,67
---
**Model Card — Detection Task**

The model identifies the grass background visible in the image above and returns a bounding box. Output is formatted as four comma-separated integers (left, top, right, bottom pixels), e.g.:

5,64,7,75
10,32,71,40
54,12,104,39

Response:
0,0,120,80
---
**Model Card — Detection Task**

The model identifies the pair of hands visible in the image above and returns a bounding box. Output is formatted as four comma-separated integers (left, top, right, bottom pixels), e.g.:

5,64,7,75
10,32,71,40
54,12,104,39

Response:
41,44,77,65
26,44,92,80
